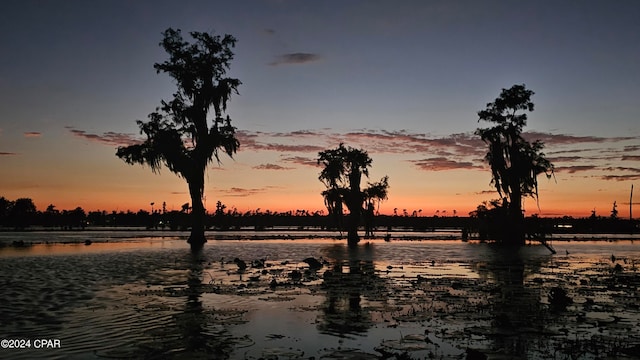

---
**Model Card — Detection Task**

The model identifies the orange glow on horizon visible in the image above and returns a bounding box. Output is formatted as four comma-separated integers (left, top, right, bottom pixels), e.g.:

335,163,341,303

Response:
5,145,633,220
23,190,624,219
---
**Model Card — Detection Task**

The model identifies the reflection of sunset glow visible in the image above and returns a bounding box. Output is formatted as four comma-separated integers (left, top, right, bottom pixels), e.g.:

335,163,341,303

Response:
377,261,479,279
0,238,188,257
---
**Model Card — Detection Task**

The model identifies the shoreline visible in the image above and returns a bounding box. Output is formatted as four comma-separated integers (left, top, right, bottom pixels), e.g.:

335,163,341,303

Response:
1,231,638,250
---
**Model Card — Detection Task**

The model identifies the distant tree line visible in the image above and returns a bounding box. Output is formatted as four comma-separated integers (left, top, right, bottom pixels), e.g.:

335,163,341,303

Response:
1,196,636,236
0,196,181,230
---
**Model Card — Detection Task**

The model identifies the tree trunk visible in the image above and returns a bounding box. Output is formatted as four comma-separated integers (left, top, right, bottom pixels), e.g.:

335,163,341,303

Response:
346,171,362,248
187,171,206,251
347,210,360,248
507,190,525,247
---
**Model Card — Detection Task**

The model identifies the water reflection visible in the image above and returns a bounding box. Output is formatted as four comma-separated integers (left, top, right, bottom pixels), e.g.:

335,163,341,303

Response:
173,251,235,358
316,244,388,338
473,246,549,357
2,238,639,358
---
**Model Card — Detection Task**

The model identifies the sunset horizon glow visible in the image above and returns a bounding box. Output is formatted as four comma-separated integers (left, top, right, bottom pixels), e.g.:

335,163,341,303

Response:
7,130,636,220
1,1,639,221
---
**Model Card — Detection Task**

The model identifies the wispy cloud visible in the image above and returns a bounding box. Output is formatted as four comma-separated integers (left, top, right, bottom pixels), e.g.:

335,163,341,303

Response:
217,187,269,197
600,174,640,181
66,126,140,146
409,157,483,171
23,132,42,138
547,156,583,162
237,130,326,153
524,131,635,145
67,125,639,181
474,190,497,195
237,129,485,160
555,165,599,173
269,52,322,66
253,163,292,170
603,166,640,173
281,156,319,167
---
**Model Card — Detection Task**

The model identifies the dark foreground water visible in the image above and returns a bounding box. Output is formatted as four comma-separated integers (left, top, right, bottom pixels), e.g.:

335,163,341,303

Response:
1,232,639,359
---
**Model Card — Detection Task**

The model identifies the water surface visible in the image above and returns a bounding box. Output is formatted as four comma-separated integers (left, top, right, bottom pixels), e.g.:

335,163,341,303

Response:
1,232,639,359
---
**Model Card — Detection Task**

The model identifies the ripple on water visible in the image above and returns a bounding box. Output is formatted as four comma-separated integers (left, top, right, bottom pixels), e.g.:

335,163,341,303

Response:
1,239,640,359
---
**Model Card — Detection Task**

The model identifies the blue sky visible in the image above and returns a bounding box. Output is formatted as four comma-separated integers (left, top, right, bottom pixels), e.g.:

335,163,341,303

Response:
1,0,639,217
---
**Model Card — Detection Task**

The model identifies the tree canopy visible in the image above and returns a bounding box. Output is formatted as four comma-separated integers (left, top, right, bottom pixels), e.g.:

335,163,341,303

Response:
475,84,554,245
317,143,389,246
116,28,240,250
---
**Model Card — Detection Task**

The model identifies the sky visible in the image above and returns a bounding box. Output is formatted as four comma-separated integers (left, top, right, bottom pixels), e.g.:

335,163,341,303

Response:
1,0,639,218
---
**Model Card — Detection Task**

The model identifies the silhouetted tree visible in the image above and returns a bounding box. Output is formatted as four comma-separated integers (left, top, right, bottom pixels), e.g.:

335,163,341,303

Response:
469,199,504,240
116,28,240,251
64,206,87,229
317,144,389,247
43,204,61,228
363,176,389,237
475,84,554,245
9,198,37,230
0,197,12,227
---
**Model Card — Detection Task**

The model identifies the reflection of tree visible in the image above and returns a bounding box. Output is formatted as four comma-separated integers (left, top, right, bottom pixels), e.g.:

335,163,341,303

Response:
473,247,547,357
173,251,234,358
316,245,388,338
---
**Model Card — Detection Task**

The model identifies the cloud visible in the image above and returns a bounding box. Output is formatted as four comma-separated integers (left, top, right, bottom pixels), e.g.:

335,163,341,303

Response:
269,53,322,66
238,129,486,161
236,130,326,153
555,165,599,173
523,131,635,145
339,130,484,157
474,190,497,195
602,166,640,173
281,156,319,167
23,132,42,138
410,157,483,171
209,166,227,171
217,187,269,197
235,128,640,176
600,174,640,181
547,156,583,162
253,163,292,170
67,127,140,146
66,125,639,180
547,148,600,156
0,152,18,156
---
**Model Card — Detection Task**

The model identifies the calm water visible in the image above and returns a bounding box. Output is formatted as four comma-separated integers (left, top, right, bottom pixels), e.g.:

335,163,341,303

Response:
1,231,639,359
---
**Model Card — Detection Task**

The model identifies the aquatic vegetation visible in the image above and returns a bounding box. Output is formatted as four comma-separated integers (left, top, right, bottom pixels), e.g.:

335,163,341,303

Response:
548,286,573,312
2,238,640,359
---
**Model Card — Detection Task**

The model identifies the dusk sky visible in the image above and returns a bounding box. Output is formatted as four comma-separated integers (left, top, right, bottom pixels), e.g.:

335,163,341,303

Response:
1,0,639,218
